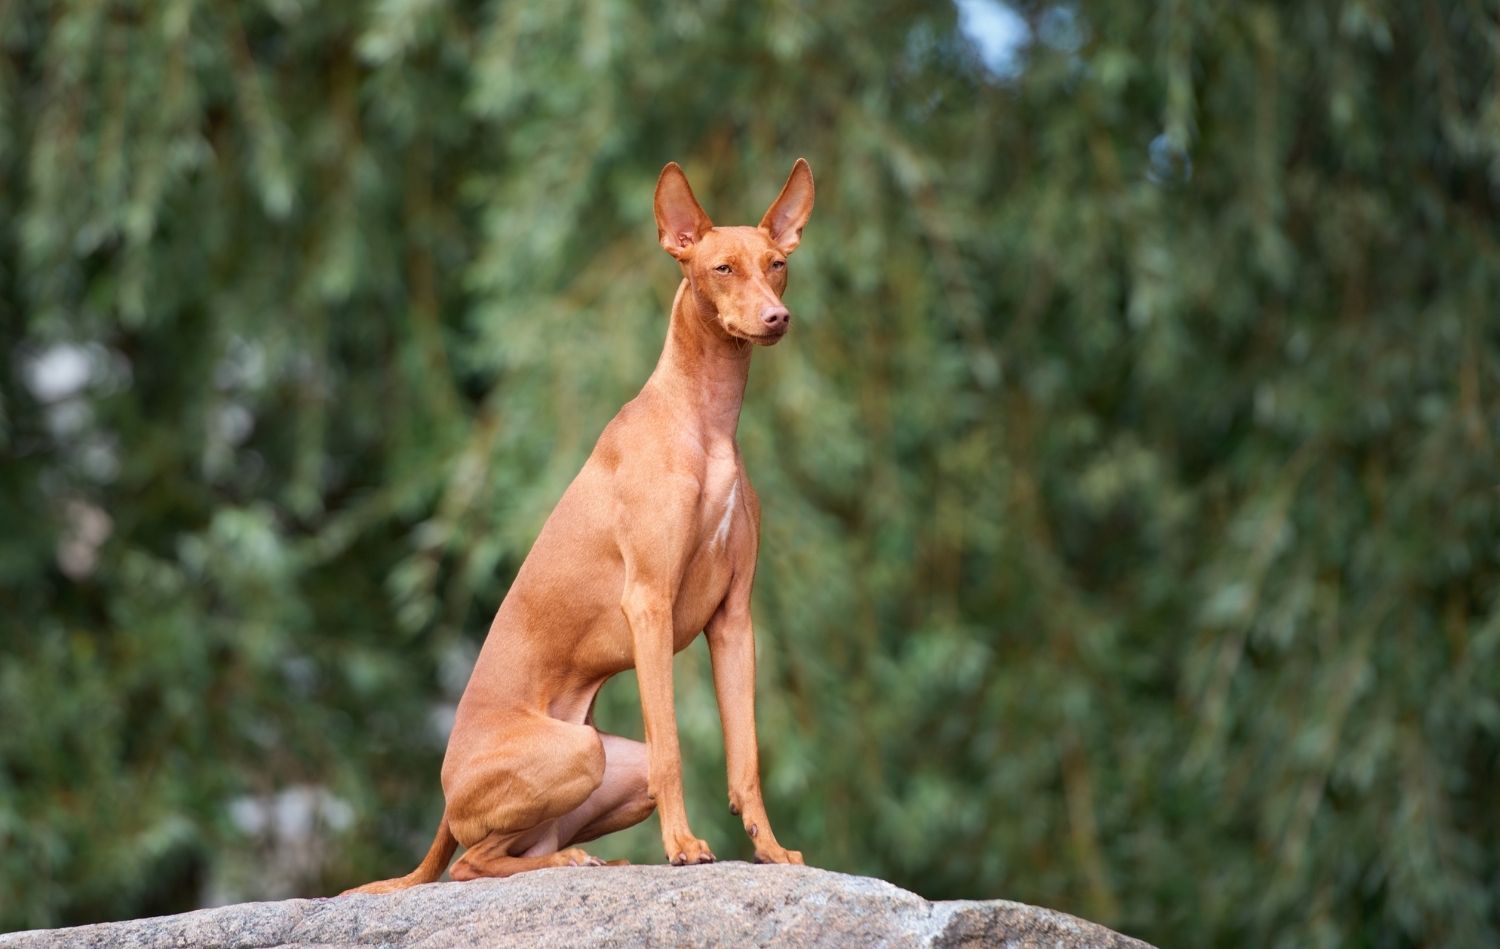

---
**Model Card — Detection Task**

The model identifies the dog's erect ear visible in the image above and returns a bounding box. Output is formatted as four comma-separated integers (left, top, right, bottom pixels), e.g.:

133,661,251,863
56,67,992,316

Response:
655,162,714,260
759,158,815,255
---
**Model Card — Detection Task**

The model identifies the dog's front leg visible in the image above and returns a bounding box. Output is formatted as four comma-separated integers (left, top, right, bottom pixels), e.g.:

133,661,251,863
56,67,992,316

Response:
615,473,715,866
622,580,715,865
705,591,803,865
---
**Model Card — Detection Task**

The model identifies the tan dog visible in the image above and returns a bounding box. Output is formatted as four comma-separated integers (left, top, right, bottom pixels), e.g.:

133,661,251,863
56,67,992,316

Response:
345,159,813,893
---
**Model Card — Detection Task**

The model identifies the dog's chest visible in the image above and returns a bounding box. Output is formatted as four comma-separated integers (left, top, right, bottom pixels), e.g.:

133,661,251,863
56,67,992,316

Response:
697,452,742,552
668,453,742,647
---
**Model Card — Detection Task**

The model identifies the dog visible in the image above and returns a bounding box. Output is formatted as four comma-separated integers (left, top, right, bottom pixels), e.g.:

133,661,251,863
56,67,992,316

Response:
344,159,814,893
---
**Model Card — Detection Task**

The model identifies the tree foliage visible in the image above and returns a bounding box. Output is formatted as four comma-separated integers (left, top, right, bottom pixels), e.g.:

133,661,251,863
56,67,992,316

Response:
3,1,1499,945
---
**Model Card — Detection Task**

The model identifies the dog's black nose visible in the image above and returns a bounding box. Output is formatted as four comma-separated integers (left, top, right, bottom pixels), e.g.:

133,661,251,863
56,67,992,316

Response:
762,305,790,328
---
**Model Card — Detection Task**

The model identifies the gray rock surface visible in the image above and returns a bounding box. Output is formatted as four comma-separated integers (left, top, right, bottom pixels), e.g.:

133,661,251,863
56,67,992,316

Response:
0,863,1154,948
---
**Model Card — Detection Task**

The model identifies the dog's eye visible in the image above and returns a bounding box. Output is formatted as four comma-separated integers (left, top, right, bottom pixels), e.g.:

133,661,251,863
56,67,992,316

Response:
714,264,733,274
770,260,786,271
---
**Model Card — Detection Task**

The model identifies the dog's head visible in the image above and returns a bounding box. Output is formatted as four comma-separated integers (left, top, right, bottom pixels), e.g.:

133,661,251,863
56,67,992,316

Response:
654,159,815,345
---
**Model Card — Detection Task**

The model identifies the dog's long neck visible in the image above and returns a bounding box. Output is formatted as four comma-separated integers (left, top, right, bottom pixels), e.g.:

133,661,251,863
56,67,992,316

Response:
647,278,752,443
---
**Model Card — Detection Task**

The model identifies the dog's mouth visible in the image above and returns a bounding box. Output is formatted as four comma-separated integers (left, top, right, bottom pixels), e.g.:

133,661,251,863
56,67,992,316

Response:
730,325,789,346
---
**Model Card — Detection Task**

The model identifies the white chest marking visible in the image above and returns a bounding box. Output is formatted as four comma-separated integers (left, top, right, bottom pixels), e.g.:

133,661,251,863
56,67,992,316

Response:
712,479,739,550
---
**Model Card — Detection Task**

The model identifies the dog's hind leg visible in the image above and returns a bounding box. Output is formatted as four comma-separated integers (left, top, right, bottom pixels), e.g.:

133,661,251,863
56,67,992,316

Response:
441,713,609,878
450,832,605,880
555,732,655,848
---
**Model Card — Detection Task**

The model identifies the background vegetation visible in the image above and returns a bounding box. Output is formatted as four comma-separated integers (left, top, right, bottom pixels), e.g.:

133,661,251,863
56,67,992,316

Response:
3,1,1499,944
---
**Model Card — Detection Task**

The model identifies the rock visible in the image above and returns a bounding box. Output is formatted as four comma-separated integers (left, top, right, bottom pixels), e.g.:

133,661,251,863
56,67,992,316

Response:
0,863,1153,948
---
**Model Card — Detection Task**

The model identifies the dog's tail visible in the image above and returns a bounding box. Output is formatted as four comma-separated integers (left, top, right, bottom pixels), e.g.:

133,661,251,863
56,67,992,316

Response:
341,815,458,896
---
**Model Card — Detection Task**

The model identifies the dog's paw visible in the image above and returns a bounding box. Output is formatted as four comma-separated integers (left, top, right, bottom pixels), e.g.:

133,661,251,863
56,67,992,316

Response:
752,844,804,865
667,835,716,865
